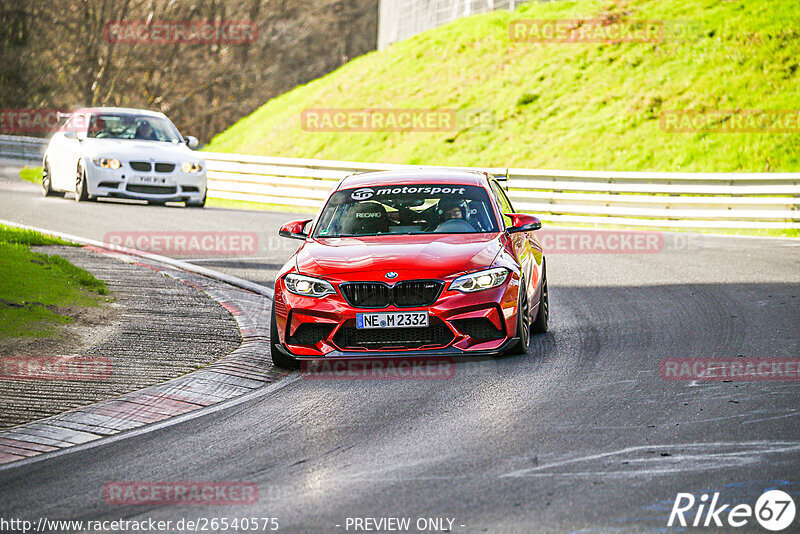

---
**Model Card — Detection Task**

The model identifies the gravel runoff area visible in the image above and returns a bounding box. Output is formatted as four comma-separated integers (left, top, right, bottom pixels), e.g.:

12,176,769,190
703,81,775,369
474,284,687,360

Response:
0,244,286,464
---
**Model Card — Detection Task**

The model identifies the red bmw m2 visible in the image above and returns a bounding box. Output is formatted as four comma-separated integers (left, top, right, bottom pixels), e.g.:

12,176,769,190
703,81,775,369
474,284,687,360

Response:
271,170,548,368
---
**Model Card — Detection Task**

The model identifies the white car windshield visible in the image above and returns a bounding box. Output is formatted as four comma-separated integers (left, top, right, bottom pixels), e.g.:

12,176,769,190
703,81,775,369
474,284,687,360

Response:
313,184,500,237
86,113,183,143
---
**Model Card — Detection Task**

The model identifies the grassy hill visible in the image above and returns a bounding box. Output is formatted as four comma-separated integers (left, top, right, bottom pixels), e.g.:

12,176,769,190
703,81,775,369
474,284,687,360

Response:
205,0,800,172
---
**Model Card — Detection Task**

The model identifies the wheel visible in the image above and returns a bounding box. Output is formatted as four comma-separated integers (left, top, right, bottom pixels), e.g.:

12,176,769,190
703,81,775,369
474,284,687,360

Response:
271,304,299,369
186,193,206,208
532,263,549,334
74,164,90,202
506,276,531,355
42,160,64,197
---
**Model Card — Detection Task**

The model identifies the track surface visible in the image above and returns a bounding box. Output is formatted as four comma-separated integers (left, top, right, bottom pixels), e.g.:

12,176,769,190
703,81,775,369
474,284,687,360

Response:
1,163,800,532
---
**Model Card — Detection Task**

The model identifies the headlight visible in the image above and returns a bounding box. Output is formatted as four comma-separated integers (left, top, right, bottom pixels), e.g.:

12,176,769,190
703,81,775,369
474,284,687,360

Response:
284,274,336,298
93,158,121,169
450,267,509,293
181,161,203,173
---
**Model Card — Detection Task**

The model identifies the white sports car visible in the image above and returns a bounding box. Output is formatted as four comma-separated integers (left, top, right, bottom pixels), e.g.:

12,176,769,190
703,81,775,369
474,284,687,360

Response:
42,107,207,207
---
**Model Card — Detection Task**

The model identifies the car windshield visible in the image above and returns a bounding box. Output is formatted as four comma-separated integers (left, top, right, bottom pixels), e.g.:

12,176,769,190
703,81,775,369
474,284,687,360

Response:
85,113,183,143
313,184,499,237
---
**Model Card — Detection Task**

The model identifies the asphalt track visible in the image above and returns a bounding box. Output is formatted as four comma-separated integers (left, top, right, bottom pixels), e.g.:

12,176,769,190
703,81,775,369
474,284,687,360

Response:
1,162,800,533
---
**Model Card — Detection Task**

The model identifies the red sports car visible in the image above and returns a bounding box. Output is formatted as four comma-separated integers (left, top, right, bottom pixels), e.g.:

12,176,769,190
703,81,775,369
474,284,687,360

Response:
270,170,548,368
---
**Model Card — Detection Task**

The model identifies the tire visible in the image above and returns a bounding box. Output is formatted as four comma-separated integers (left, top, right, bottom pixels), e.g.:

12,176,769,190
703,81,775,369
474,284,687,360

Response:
532,263,549,334
271,304,299,369
42,160,64,197
506,276,531,356
186,193,206,208
74,164,90,202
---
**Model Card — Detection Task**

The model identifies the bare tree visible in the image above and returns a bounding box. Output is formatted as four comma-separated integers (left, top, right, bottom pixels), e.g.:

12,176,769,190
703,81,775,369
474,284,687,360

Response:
0,0,379,142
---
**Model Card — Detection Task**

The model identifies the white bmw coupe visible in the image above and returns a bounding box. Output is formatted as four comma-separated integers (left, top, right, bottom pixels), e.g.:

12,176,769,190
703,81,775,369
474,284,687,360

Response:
42,107,207,207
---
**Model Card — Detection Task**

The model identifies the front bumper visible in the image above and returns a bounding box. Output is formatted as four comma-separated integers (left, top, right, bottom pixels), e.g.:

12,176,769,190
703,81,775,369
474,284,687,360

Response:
86,165,207,202
274,275,521,359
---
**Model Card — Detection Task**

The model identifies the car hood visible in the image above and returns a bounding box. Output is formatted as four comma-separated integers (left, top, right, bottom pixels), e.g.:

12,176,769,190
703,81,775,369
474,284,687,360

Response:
81,138,200,162
295,233,504,282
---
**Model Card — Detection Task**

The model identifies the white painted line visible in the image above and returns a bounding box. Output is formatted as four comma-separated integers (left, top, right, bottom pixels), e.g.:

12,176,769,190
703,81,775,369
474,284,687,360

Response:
180,256,283,262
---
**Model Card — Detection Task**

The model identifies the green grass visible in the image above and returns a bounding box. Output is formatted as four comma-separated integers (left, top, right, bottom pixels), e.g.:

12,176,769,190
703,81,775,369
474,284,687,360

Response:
0,225,108,338
206,0,800,172
19,166,43,184
0,225,75,247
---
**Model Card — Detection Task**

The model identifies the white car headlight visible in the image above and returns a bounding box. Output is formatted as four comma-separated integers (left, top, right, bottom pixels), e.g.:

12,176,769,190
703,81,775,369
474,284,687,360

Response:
284,274,336,298
181,161,203,173
93,158,121,169
450,267,509,293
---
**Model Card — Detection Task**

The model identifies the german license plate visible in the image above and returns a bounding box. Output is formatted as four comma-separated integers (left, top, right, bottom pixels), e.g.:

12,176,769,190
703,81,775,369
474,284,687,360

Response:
134,175,168,185
356,311,429,329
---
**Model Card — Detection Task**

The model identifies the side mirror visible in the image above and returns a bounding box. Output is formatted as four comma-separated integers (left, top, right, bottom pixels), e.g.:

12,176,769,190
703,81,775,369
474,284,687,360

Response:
505,213,542,234
279,218,313,240
64,131,77,140
184,136,199,149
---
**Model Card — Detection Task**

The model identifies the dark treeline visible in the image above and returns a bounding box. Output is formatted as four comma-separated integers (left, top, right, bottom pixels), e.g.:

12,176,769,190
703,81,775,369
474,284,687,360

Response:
0,0,378,142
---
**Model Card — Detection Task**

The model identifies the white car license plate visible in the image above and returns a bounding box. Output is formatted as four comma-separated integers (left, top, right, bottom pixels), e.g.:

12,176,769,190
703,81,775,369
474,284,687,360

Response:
356,311,429,329
133,175,169,185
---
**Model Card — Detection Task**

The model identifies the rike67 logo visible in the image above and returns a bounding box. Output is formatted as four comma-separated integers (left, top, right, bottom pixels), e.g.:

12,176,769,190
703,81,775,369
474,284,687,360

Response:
668,490,796,531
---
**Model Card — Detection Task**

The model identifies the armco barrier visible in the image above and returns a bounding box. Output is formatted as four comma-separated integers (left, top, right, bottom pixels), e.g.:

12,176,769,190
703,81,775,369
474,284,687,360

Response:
202,151,800,229
1,135,798,229
0,135,47,164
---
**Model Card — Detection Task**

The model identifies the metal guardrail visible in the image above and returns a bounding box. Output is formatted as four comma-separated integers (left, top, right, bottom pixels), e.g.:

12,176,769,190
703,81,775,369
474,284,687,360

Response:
1,135,798,229
202,151,800,229
0,135,47,164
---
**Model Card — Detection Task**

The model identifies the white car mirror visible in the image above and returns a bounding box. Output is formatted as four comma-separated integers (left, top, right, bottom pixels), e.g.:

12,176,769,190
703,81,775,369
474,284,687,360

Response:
184,136,199,149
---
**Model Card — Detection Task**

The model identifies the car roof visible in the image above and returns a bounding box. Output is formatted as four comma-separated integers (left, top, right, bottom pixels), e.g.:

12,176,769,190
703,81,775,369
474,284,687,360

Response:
70,107,167,118
337,169,492,190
